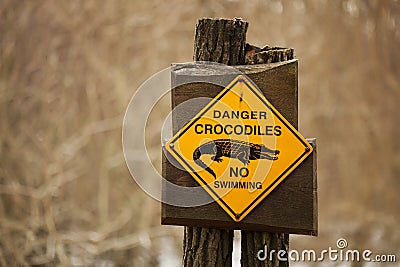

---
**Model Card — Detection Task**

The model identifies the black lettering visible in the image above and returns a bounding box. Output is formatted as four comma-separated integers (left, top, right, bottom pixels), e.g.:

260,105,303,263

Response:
212,110,268,120
265,125,273,135
234,125,243,135
192,123,279,136
232,111,239,119
214,110,221,118
195,124,203,134
224,124,233,135
230,167,239,177
244,125,253,135
205,124,213,134
256,182,262,189
239,167,249,177
230,167,249,177
274,126,282,136
214,181,263,189
257,125,264,135
214,124,223,134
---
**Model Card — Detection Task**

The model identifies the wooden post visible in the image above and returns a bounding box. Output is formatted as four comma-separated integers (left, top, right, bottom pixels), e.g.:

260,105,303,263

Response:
164,18,317,266
182,18,248,267
240,48,295,267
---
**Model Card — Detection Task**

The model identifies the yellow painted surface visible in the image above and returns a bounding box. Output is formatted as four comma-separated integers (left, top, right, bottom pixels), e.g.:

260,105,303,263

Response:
166,75,313,221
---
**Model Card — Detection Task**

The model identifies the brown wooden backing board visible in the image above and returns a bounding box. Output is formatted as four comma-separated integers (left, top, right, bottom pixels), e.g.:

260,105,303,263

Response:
161,60,318,235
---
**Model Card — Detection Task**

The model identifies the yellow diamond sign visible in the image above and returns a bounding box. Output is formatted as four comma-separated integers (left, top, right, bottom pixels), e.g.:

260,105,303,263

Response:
165,75,313,222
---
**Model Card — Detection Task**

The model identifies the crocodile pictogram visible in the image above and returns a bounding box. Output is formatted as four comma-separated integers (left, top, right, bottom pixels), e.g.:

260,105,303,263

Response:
193,139,280,178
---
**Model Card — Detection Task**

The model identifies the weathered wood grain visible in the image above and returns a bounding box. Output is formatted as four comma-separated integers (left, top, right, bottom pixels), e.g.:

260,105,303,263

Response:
194,18,248,65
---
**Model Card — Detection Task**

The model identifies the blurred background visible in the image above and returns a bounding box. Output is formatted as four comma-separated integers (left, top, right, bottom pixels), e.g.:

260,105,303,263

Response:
1,0,399,266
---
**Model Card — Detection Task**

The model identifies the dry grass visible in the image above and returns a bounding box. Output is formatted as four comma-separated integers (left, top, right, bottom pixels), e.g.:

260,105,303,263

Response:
1,0,399,266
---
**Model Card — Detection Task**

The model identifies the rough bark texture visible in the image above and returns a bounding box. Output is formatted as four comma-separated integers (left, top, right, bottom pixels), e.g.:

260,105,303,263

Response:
194,18,248,65
183,18,248,267
245,47,294,65
183,227,234,267
241,232,289,267
240,47,294,267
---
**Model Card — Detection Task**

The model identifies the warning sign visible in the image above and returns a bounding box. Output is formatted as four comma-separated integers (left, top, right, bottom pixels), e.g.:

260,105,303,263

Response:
165,75,313,222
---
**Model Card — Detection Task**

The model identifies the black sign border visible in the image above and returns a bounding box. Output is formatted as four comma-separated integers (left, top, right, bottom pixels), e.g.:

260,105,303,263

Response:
168,75,310,221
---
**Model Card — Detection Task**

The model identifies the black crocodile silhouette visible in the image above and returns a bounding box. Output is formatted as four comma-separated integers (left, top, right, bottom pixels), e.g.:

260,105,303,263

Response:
193,139,280,178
